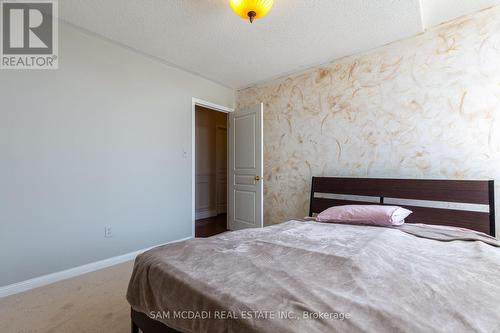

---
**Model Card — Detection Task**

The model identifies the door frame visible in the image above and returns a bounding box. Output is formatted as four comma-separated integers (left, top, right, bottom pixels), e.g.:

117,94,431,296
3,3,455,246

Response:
191,98,234,237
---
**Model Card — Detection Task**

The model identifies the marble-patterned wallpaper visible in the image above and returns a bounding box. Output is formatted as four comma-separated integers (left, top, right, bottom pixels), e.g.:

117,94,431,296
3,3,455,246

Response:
237,6,500,235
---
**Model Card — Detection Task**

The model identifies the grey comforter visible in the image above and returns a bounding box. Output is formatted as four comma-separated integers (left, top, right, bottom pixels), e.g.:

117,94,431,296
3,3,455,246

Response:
127,221,500,333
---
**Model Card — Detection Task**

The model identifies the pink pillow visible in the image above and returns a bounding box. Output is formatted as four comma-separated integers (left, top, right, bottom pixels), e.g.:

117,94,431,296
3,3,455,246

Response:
312,205,412,226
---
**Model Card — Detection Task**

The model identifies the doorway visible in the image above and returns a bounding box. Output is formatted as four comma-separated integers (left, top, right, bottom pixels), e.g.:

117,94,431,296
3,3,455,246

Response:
191,98,263,238
194,104,229,237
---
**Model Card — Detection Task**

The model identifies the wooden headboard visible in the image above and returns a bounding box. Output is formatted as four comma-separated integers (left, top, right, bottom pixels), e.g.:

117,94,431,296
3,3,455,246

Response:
309,177,496,237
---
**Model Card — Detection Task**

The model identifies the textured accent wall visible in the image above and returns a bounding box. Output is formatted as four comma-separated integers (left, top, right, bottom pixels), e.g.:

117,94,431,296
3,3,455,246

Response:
237,6,500,232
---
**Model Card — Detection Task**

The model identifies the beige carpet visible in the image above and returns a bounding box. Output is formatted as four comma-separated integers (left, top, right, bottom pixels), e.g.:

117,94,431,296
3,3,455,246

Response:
0,261,134,333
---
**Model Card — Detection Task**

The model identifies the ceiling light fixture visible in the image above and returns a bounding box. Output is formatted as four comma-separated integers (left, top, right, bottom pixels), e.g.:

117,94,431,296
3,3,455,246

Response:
229,0,274,23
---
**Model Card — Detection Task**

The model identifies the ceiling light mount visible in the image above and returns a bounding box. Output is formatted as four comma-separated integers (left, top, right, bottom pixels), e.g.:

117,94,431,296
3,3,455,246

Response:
230,0,274,23
248,11,256,23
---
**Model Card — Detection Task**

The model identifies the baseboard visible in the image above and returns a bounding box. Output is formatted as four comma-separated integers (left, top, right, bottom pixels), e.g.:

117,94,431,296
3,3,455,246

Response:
195,208,217,220
217,204,227,215
0,236,193,298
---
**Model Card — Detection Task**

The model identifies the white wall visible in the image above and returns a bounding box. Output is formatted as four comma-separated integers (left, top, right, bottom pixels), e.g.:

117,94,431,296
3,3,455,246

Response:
0,23,234,287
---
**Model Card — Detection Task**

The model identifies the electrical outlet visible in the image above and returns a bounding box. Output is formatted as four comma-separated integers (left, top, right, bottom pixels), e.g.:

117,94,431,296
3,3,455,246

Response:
104,226,113,238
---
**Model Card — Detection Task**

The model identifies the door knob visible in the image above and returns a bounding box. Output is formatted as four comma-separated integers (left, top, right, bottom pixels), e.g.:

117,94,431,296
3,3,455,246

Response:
255,175,261,181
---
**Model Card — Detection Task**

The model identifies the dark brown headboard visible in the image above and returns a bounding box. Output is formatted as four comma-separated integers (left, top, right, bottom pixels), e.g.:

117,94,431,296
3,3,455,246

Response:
309,177,496,236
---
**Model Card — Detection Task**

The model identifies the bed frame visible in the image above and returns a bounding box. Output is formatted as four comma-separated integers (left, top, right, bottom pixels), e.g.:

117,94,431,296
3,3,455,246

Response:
131,177,496,333
131,309,180,333
309,177,495,237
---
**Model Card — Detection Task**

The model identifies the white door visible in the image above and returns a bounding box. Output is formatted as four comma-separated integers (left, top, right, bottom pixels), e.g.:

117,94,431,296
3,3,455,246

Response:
228,103,263,230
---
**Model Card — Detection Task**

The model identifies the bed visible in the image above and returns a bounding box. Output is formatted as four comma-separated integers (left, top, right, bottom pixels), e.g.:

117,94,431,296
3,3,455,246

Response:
128,177,499,333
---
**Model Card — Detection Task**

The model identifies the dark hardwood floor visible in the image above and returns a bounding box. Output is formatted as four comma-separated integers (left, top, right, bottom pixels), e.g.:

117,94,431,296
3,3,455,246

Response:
195,214,228,238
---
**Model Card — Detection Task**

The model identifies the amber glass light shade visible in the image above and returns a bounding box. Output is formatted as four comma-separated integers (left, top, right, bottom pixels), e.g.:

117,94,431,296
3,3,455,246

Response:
229,0,274,23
